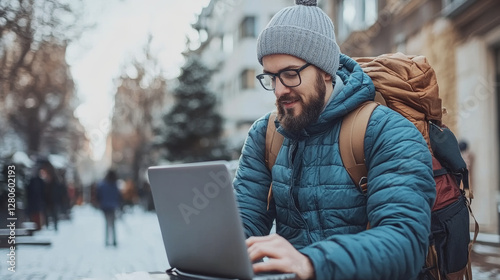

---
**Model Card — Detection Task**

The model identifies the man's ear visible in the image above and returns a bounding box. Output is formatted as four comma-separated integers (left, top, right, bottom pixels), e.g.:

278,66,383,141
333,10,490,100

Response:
323,71,333,82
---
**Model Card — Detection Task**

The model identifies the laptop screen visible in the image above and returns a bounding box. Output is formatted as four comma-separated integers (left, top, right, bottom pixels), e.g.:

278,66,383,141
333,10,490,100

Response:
148,161,255,279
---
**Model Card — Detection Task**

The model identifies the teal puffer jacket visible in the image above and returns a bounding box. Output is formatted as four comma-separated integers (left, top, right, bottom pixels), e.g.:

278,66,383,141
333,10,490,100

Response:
234,54,436,280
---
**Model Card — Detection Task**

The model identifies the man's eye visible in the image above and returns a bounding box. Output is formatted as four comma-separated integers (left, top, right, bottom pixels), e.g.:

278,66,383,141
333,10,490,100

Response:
281,71,298,78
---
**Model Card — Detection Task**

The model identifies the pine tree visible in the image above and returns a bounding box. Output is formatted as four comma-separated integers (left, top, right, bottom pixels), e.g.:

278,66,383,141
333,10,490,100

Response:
162,55,229,162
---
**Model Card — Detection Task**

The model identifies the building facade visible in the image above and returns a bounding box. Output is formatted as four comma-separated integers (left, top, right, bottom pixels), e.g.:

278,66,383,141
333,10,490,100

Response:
192,0,293,155
332,0,500,234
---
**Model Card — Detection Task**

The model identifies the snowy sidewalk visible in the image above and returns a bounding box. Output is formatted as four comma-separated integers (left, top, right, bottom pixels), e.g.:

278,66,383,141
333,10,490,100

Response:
0,205,169,280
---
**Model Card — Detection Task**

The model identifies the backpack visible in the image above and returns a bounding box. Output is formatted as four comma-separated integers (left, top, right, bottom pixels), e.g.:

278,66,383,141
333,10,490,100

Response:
264,52,478,280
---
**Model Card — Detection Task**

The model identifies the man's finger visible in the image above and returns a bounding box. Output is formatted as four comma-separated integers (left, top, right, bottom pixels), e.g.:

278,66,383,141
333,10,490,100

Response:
248,242,283,261
246,233,280,246
252,258,291,274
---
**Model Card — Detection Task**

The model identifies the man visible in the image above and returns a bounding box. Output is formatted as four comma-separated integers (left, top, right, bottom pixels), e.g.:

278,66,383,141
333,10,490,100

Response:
233,1,436,279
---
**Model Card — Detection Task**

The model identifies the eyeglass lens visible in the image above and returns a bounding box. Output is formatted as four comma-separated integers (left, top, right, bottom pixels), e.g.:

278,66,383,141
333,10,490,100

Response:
258,71,300,91
257,63,310,91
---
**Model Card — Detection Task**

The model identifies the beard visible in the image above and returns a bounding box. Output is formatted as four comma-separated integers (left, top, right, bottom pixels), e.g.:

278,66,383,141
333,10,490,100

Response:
276,71,327,134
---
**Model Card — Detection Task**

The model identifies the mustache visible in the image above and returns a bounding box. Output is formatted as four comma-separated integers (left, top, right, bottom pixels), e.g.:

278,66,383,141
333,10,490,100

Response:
277,95,301,103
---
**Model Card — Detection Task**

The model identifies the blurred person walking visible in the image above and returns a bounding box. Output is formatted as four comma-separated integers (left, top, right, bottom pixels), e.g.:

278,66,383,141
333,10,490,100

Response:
41,162,62,231
25,166,47,231
96,169,122,247
459,139,474,191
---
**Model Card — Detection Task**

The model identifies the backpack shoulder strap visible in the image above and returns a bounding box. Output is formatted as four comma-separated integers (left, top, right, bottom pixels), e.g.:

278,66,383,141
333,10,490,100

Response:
265,111,284,210
265,111,284,171
339,101,379,193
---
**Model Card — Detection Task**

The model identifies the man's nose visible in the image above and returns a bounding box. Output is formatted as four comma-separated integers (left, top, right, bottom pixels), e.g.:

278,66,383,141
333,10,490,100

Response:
274,78,290,98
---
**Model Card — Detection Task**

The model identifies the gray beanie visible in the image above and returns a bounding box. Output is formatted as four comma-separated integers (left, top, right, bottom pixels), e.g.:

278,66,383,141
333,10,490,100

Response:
257,0,340,77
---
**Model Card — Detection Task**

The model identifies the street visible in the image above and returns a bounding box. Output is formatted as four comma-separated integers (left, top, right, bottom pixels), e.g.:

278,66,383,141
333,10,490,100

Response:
472,241,500,279
0,205,498,280
0,205,168,280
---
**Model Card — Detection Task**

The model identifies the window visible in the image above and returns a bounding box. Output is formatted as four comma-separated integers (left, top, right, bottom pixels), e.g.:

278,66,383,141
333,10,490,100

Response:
337,0,378,41
239,16,256,39
240,69,255,89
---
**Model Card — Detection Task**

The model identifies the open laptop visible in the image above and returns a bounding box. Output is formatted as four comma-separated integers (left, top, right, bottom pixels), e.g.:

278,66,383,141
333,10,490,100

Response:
147,161,297,280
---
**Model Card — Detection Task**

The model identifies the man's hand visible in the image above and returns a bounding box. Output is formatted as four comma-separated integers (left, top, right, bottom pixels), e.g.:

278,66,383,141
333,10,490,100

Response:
246,233,315,280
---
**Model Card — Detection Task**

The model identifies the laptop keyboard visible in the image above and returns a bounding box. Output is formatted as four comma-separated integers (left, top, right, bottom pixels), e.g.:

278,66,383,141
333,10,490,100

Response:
253,272,298,280
167,267,297,280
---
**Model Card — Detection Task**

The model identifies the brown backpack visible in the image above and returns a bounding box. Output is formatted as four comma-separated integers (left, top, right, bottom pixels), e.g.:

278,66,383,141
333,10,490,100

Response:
264,53,478,280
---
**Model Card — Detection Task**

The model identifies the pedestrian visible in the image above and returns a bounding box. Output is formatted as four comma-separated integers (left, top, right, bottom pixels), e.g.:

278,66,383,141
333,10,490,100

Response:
41,162,62,231
96,169,122,247
459,139,474,193
57,169,71,219
233,1,436,279
25,166,47,231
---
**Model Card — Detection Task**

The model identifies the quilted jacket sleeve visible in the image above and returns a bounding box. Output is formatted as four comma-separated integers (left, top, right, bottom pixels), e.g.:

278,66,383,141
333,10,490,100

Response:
300,107,436,280
233,114,276,237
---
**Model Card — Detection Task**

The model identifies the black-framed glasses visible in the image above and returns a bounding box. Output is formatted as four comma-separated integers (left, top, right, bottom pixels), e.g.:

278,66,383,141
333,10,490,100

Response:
256,63,312,91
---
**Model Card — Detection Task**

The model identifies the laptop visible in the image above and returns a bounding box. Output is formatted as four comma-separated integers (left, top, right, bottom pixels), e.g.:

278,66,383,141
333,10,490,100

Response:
147,161,297,280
